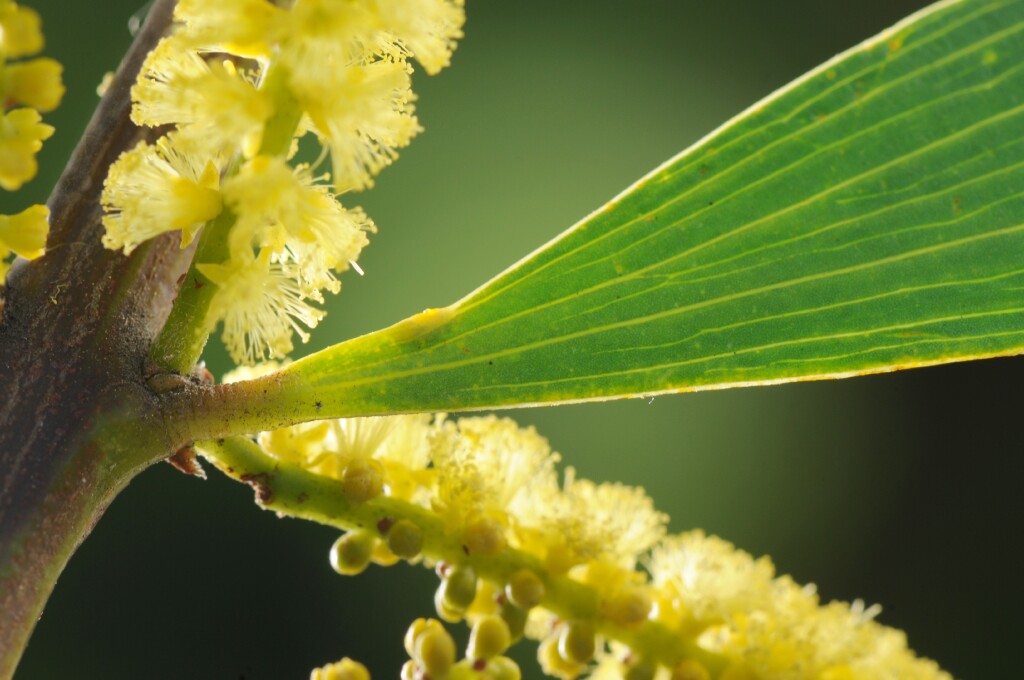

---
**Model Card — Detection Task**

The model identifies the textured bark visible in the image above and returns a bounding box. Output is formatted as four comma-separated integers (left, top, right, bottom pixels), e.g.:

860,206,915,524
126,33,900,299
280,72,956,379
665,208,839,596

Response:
0,1,184,677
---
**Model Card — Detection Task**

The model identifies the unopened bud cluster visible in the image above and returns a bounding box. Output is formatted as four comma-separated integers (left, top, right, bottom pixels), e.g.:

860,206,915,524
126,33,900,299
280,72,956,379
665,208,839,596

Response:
209,372,952,680
0,0,63,279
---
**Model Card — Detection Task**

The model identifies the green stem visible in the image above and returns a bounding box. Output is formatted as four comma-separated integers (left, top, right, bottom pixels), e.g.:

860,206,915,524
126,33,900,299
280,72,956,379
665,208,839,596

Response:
197,436,729,676
148,60,304,374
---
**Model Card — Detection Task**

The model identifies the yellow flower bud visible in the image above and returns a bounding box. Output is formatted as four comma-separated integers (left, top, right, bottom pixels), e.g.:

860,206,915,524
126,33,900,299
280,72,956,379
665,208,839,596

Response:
0,203,47,260
415,624,456,677
557,621,595,665
496,598,527,642
440,564,477,611
467,614,511,661
309,657,370,680
386,519,424,560
463,515,505,556
342,457,384,503
3,57,65,112
537,635,584,680
505,568,544,610
0,4,44,58
329,531,376,576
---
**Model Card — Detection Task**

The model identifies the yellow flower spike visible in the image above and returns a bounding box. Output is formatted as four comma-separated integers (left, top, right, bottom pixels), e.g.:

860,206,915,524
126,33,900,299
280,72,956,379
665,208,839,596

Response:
0,3,43,58
197,249,324,365
310,657,371,680
0,107,52,190
101,136,222,253
131,36,272,158
329,531,377,576
2,57,64,112
370,0,466,75
0,203,47,260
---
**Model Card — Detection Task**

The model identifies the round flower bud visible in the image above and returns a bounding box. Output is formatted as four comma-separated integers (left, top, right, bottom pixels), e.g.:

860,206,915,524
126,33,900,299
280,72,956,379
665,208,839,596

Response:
497,599,528,641
672,660,711,680
342,458,384,503
415,624,457,677
329,531,375,576
467,614,512,661
310,657,370,680
484,656,522,680
400,660,416,680
557,620,596,665
404,618,435,658
538,635,585,680
442,565,478,611
604,587,652,625
505,569,544,610
387,519,424,560
625,661,657,680
434,584,465,623
463,516,505,555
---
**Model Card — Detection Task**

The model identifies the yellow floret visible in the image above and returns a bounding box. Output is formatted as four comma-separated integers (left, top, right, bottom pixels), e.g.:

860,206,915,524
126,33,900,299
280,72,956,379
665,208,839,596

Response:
2,57,64,112
173,0,286,58
291,58,421,192
101,136,222,253
132,36,272,158
370,0,466,75
0,107,52,190
197,249,324,365
222,154,374,297
513,467,667,570
431,415,559,534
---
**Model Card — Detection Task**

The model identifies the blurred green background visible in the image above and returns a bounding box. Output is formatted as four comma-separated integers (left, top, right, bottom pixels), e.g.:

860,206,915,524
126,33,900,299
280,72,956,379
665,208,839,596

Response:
6,0,1020,678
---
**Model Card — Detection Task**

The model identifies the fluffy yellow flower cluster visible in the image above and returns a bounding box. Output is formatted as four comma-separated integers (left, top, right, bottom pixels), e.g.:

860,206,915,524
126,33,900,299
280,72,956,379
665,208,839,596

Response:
210,372,949,680
0,0,62,279
101,0,464,364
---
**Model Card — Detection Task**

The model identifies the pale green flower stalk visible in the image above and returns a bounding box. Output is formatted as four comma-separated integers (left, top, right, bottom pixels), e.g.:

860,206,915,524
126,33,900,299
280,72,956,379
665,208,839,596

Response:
95,2,953,679
0,0,64,279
